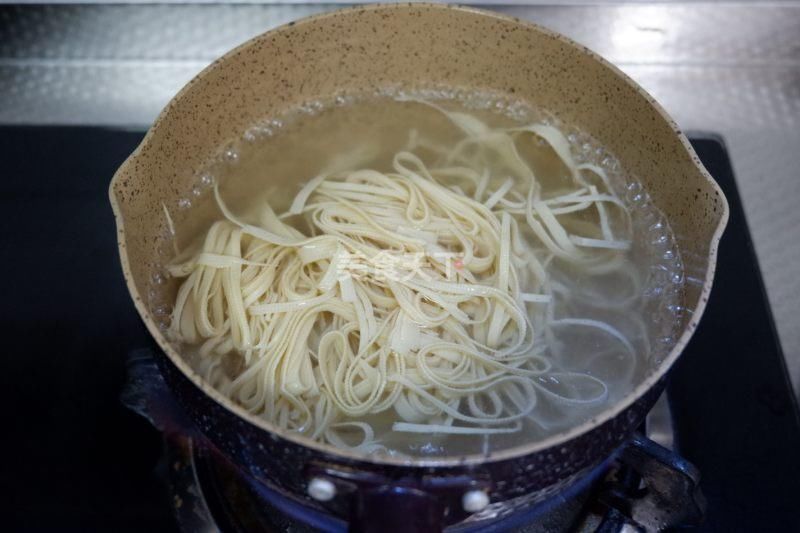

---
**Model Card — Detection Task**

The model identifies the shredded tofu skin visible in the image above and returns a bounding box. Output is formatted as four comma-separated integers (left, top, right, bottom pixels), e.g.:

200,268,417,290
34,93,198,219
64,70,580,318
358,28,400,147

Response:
167,101,641,455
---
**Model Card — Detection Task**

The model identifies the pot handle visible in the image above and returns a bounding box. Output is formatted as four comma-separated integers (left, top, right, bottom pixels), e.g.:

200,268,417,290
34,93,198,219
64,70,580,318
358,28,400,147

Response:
598,432,706,532
121,347,197,436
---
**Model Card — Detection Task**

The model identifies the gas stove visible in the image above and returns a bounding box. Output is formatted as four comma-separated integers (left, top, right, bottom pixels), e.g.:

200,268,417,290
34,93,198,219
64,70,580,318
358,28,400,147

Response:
2,128,799,531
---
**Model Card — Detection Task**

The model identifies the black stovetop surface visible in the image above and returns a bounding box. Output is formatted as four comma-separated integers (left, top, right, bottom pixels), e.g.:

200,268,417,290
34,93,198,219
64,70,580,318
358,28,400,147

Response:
1,127,798,531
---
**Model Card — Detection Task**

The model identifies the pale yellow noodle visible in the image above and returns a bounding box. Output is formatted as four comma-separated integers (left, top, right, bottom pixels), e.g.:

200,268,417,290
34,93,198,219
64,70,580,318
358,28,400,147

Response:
167,102,638,453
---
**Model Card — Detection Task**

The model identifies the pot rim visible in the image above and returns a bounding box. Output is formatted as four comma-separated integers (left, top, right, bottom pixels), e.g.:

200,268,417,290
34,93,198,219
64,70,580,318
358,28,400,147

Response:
109,2,729,468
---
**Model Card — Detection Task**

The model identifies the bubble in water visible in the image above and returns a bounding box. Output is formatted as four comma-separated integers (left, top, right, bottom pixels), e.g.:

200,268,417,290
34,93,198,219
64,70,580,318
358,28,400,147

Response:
506,101,530,122
419,442,444,455
629,191,649,206
250,123,275,141
657,335,675,346
668,303,683,314
508,109,524,122
651,233,669,247
300,101,323,115
224,148,239,162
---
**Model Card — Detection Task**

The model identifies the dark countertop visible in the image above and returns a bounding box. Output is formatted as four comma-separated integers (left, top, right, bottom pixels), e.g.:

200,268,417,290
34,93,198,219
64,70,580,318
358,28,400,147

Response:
1,127,173,530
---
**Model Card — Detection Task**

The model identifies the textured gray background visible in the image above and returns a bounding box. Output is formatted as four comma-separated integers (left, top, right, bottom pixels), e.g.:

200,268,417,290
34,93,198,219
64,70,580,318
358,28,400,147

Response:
1,2,798,397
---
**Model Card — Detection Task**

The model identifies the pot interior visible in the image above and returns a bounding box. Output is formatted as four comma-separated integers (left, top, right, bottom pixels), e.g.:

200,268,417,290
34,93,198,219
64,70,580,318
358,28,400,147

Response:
110,3,727,465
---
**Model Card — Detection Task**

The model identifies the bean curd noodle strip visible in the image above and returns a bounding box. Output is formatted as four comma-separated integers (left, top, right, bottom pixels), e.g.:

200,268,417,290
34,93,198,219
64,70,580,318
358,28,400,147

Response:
168,101,642,454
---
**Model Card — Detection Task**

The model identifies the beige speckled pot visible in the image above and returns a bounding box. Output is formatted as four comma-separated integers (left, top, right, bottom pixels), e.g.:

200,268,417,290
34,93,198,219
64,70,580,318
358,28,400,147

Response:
109,3,728,528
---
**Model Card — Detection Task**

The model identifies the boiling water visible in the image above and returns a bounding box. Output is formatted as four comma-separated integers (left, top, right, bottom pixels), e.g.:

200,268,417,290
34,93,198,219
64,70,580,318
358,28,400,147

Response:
153,91,685,458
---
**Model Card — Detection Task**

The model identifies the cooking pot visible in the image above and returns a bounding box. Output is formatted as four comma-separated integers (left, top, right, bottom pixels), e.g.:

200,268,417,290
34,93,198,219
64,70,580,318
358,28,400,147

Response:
109,3,728,530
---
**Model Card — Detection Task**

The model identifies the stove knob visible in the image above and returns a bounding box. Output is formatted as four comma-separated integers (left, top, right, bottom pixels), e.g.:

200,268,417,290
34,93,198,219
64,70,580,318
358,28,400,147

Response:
308,477,337,502
462,489,489,513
